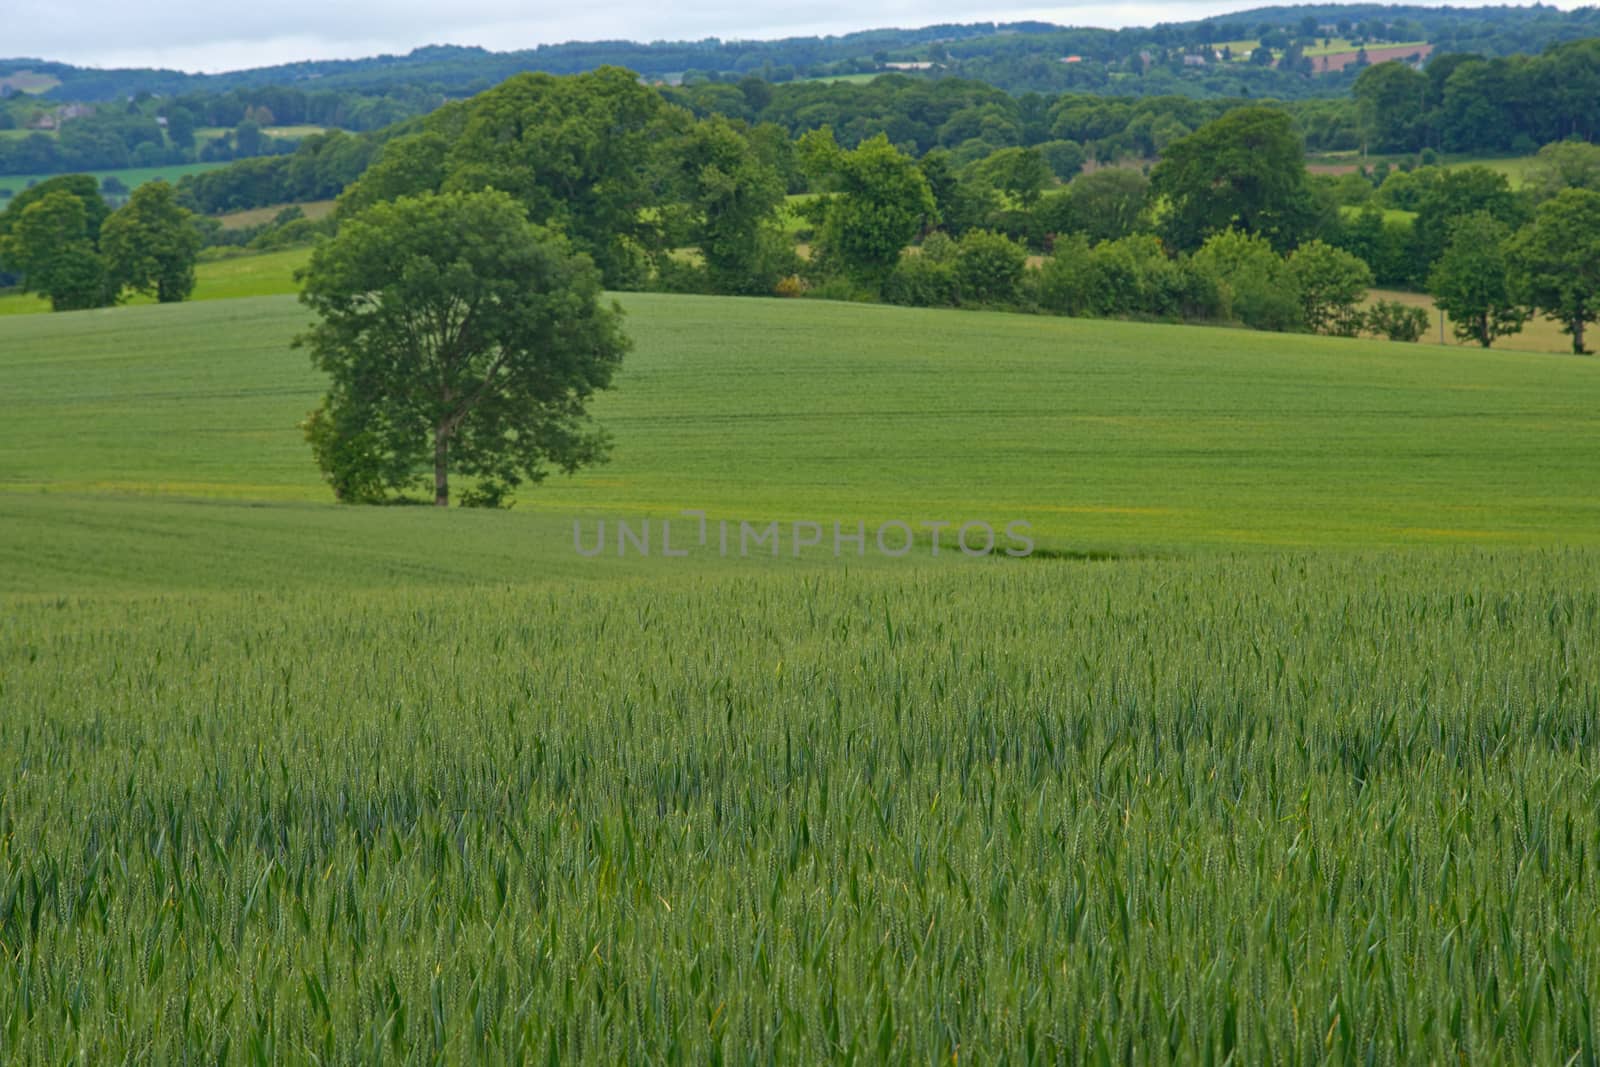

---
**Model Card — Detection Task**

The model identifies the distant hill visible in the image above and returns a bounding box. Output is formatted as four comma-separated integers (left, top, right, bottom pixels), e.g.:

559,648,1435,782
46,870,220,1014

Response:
4,4,1600,100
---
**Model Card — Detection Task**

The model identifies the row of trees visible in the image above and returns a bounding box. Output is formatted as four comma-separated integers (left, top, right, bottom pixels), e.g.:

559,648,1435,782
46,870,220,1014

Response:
148,36,1600,223
1429,190,1600,352
0,177,200,309
786,104,1599,353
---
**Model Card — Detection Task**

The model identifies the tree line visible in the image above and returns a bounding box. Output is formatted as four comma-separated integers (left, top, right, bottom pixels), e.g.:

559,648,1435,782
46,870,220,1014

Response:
0,176,200,309
10,64,1600,355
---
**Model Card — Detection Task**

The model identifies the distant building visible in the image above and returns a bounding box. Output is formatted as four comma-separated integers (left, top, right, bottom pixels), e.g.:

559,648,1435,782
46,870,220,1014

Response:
883,61,935,70
1183,54,1208,66
1059,55,1083,64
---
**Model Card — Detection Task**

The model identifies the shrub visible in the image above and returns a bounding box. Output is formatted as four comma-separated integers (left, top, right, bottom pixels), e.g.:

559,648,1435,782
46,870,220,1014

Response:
919,231,958,264
1286,239,1374,336
884,254,959,308
1033,234,1095,316
774,274,807,298
1193,230,1304,332
953,229,1027,305
1365,299,1431,342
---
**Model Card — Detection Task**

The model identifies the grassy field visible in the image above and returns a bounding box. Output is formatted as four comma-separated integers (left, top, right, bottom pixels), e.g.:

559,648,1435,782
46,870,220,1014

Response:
0,161,229,198
0,247,312,317
5,549,1600,1060
795,72,882,84
216,199,337,229
1312,151,1542,188
195,124,328,142
1368,287,1584,356
0,70,59,94
2,290,1598,595
4,290,1600,1059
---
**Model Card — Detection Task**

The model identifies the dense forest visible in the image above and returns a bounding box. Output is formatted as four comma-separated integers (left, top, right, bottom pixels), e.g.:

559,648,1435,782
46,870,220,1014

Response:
148,27,1600,224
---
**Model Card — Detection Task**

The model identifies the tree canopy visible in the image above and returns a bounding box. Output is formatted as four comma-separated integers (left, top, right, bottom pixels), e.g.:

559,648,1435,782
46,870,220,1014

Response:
1151,107,1328,252
1508,188,1600,355
298,190,630,506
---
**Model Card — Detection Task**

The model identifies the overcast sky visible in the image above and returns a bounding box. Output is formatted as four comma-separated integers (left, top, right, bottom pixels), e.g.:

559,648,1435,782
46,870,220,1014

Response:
2,0,1579,73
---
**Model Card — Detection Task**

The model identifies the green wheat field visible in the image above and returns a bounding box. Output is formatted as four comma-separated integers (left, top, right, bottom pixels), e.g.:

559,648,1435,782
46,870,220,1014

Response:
3,289,1600,1061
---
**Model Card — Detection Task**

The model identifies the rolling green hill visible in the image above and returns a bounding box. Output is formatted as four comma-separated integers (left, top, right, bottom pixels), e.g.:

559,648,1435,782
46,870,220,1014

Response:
5,291,1600,1060
3,292,1597,594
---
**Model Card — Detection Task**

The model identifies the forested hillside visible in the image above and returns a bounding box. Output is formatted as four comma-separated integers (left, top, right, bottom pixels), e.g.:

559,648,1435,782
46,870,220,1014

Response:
4,3,1599,101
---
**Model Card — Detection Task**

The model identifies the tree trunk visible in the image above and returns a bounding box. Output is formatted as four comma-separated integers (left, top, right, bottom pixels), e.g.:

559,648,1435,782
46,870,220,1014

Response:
1573,318,1587,356
434,426,449,507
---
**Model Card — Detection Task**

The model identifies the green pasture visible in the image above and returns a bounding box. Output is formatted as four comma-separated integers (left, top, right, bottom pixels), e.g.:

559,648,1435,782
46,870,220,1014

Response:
0,160,228,198
4,277,1600,1061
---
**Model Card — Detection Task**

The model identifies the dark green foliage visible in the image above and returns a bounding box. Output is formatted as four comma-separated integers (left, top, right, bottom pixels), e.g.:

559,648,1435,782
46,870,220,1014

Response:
1285,239,1374,336
297,190,630,506
440,68,671,287
952,229,1027,304
883,252,959,308
0,186,113,311
1363,299,1432,342
1332,203,1426,288
1524,140,1600,204
1352,62,1430,152
1193,229,1304,332
1036,139,1087,181
1063,167,1150,243
970,146,1052,206
1034,233,1225,322
800,129,935,290
1413,166,1524,270
661,116,795,296
1151,108,1329,252
1428,212,1527,348
335,132,450,216
100,181,202,303
1507,187,1600,354
918,149,996,238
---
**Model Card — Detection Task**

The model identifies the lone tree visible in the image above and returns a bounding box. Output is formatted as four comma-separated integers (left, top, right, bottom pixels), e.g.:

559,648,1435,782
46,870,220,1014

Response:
298,190,629,507
1507,188,1600,355
100,181,201,303
1427,212,1527,348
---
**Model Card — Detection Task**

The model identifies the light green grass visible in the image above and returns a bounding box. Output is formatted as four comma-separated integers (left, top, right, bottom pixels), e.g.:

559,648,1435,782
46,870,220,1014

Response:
2,291,1598,597
1339,203,1417,224
5,292,1600,1061
0,247,308,317
794,72,881,84
195,124,328,141
0,70,60,93
0,160,229,198
216,199,337,229
1446,154,1541,188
